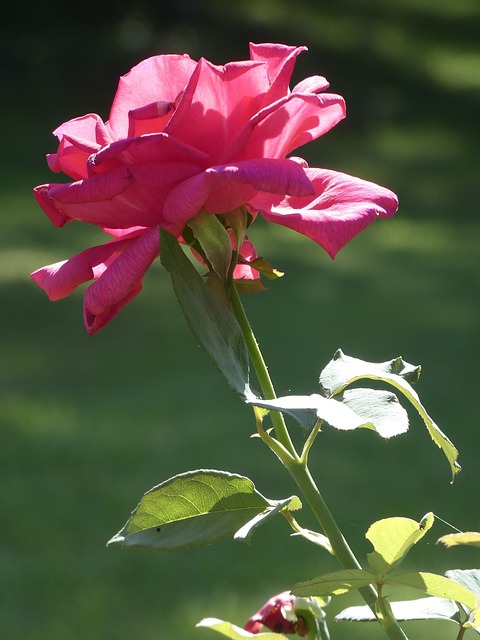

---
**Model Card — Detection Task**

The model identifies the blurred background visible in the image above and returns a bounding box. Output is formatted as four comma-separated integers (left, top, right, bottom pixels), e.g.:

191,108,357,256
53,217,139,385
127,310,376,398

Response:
1,0,479,638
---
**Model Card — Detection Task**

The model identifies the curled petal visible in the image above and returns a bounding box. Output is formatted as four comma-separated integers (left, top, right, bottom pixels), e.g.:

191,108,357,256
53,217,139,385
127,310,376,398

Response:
251,168,399,258
127,100,176,138
292,75,330,93
33,184,72,227
48,114,114,180
84,227,160,334
88,132,209,176
241,93,346,160
108,54,198,138
249,42,308,104
41,161,204,229
163,158,314,234
30,237,135,301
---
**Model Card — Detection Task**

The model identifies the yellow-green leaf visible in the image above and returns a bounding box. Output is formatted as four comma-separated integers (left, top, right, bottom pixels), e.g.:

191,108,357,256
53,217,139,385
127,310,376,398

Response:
366,513,434,575
197,618,288,639
385,572,479,612
292,569,377,597
438,532,480,549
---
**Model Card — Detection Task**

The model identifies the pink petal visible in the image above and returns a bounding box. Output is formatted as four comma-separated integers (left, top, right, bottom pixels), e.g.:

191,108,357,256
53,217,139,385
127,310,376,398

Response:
30,237,134,300
88,132,209,176
127,100,176,137
249,42,307,104
239,92,346,161
165,57,271,161
33,184,72,227
42,161,204,229
250,168,399,258
84,227,159,334
108,55,198,138
48,114,114,180
233,237,260,281
162,158,314,235
292,75,330,93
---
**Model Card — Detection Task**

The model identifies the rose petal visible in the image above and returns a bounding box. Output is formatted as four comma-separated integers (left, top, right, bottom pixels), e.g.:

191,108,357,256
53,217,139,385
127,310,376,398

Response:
108,54,198,138
233,237,260,281
33,184,72,227
162,158,314,234
292,75,330,93
251,168,399,258
30,237,135,300
165,57,271,161
88,132,209,176
249,42,307,104
43,161,203,229
48,114,114,180
240,92,346,161
84,227,159,334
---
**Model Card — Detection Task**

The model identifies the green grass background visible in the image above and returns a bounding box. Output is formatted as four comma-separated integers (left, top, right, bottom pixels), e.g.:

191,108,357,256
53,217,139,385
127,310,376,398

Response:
1,1,479,638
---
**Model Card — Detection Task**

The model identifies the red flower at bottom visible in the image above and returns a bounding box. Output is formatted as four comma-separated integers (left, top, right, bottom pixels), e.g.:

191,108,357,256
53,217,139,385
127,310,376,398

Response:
245,591,308,637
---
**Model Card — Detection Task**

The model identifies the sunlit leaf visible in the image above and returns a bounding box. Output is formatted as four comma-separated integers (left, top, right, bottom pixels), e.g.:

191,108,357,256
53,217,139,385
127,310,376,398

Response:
319,351,421,395
445,570,480,631
197,618,288,639
107,470,271,551
160,229,251,398
319,350,460,480
246,393,370,432
336,597,461,624
292,569,377,597
339,388,409,438
438,532,480,549
366,513,434,575
446,570,480,602
234,495,301,542
385,572,479,612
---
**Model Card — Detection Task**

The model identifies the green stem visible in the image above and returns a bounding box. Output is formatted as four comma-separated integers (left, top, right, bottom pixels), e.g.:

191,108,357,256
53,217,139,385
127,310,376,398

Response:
229,283,297,458
230,283,410,640
455,626,466,640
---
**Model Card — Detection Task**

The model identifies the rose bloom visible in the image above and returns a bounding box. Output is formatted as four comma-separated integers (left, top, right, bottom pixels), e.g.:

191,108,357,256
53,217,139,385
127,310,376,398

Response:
31,43,398,334
245,591,308,636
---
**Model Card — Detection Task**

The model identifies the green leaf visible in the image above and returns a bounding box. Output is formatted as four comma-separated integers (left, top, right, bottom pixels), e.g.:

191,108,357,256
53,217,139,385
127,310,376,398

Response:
187,211,233,282
438,532,480,549
339,389,409,438
291,528,334,555
337,571,480,633
445,570,480,631
320,351,421,395
445,570,480,601
336,597,462,624
107,470,271,551
197,618,289,639
160,229,251,398
246,393,370,432
385,572,479,612
292,569,378,597
366,513,434,575
319,350,460,480
234,495,301,543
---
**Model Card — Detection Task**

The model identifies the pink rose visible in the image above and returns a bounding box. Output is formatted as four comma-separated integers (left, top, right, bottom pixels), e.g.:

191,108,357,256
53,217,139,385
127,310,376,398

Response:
245,591,308,636
31,43,398,334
